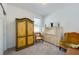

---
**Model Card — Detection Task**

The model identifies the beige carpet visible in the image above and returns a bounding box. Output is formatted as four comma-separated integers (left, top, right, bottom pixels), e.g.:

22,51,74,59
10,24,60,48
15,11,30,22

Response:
4,42,65,55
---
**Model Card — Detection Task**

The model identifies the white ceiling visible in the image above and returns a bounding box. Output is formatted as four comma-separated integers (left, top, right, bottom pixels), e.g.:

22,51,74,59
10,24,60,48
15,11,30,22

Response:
7,3,78,16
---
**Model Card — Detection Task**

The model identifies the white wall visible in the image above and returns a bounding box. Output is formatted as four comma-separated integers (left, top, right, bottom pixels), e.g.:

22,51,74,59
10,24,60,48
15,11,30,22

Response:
44,4,79,33
4,4,43,49
0,5,3,54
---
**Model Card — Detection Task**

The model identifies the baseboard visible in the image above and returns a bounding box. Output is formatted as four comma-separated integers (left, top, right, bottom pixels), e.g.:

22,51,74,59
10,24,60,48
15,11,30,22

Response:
3,47,15,55
43,40,59,48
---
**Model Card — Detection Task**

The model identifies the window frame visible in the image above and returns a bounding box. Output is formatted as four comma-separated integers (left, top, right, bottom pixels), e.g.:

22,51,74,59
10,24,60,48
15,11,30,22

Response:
34,17,42,32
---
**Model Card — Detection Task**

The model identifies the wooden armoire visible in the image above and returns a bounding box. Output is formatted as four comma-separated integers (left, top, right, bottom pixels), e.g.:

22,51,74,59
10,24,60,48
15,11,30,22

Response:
16,18,34,51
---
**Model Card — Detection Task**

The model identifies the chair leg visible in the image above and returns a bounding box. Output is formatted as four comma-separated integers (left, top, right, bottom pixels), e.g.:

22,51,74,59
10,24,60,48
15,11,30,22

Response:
59,47,67,52
59,47,62,50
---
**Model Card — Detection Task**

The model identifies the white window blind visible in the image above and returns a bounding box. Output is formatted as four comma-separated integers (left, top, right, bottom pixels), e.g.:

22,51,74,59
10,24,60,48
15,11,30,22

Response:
34,17,42,32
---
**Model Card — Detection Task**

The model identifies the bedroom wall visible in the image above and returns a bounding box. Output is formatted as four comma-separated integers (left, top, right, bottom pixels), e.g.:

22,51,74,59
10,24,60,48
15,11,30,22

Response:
44,4,79,33
4,4,43,49
0,5,3,54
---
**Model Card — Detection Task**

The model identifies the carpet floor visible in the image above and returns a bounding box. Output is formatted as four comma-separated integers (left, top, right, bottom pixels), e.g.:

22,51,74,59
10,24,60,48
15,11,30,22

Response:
4,42,65,55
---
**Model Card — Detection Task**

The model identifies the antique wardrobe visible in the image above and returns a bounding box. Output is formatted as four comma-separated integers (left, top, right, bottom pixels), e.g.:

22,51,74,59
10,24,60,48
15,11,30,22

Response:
16,18,34,51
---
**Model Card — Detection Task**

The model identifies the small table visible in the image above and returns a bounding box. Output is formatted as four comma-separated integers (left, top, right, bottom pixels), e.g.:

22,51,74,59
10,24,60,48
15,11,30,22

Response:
66,48,79,55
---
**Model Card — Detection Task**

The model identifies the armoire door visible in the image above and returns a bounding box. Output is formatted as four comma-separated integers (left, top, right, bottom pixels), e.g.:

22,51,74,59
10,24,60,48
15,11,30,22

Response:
27,36,34,45
16,19,27,50
27,19,34,46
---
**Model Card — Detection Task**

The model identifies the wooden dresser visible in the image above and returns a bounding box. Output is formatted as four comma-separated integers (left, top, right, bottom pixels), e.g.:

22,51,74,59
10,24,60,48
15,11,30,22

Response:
16,18,34,51
43,27,63,46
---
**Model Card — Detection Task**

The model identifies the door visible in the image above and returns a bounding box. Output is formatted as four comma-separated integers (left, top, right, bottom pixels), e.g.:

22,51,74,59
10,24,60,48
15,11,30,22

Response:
27,19,34,46
27,20,34,35
16,19,27,50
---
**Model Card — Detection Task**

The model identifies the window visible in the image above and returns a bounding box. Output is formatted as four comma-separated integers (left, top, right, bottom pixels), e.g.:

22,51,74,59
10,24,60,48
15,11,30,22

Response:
34,17,42,32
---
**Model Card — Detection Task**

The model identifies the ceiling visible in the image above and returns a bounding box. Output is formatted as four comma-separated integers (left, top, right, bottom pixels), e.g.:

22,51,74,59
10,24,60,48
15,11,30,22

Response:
7,3,76,16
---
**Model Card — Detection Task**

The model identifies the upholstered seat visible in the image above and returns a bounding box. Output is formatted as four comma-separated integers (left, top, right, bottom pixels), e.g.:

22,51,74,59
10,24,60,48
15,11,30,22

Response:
34,32,43,42
59,32,79,49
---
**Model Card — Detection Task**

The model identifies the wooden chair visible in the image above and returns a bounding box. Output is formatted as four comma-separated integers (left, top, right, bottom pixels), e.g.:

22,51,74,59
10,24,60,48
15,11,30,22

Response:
34,32,43,43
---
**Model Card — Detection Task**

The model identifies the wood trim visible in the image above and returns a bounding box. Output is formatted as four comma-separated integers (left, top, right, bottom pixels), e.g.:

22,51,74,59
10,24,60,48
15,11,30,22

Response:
44,40,59,48
16,18,34,22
